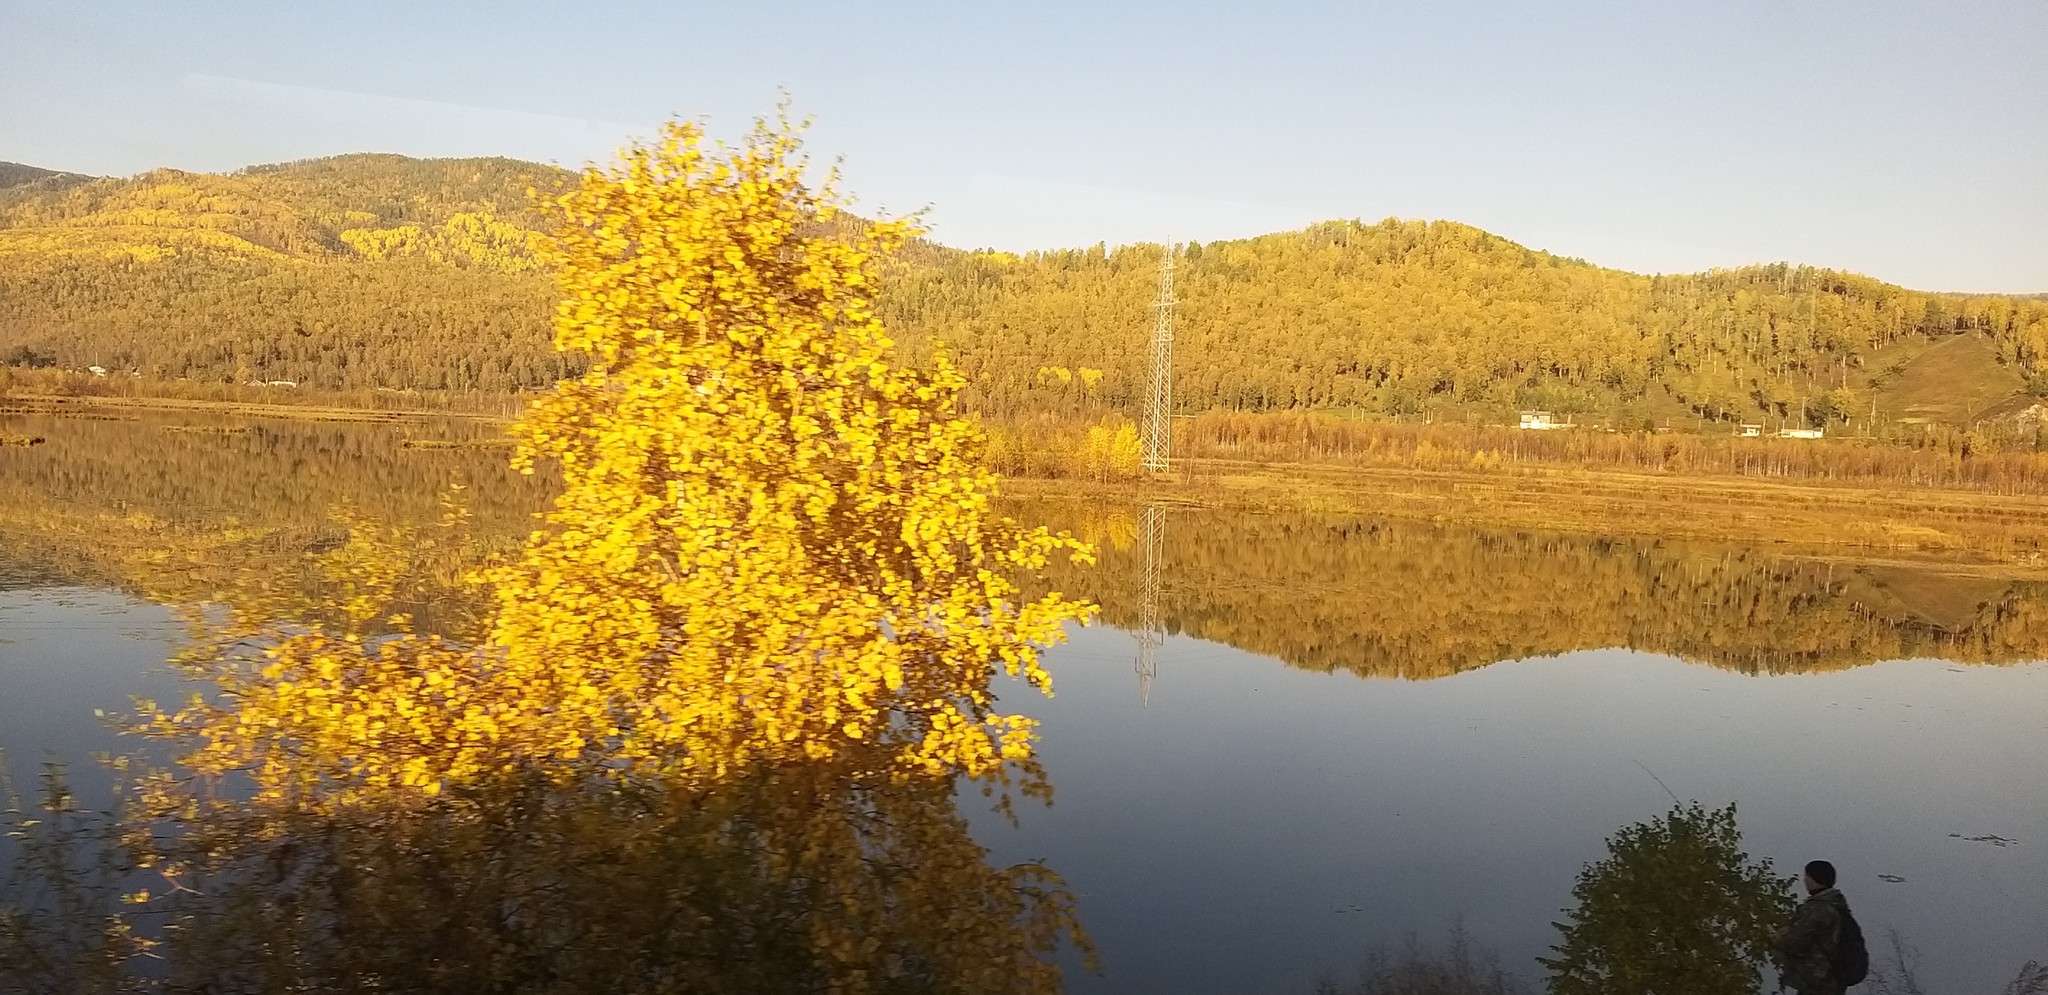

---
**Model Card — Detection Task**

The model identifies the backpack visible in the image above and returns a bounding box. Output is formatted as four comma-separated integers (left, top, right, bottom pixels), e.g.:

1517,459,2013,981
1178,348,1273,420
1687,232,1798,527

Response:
1833,902,1870,987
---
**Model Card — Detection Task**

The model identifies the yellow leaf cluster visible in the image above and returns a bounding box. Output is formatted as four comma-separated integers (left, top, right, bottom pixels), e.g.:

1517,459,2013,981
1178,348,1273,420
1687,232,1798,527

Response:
0,225,289,264
339,210,545,273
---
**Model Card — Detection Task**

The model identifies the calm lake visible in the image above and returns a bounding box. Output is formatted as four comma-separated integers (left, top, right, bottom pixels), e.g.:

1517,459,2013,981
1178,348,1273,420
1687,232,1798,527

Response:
2,411,2043,993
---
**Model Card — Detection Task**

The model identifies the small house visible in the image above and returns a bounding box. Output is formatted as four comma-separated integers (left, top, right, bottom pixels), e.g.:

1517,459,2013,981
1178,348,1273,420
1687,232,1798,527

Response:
1518,410,1567,431
87,365,107,377
1737,424,1764,438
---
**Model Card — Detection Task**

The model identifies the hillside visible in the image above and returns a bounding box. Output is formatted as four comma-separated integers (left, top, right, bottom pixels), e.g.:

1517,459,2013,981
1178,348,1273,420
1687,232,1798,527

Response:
0,161,94,187
882,225,2048,428
1864,333,2028,424
2,153,2045,427
0,155,575,390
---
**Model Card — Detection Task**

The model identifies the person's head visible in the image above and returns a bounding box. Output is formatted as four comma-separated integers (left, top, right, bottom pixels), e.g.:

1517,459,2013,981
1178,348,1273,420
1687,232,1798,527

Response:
1803,860,1837,894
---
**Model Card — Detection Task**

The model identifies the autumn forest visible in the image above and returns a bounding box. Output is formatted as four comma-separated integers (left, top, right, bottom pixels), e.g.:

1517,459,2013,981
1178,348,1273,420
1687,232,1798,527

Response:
4,154,2045,436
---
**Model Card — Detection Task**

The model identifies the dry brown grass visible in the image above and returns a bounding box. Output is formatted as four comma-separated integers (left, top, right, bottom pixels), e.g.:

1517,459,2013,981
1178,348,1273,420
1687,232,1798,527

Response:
3,393,506,425
1007,456,2048,572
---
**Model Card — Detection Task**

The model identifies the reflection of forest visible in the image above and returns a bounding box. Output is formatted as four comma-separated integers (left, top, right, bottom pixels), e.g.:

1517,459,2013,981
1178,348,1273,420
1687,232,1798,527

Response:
1018,498,2048,678
0,413,547,616
6,414,2046,679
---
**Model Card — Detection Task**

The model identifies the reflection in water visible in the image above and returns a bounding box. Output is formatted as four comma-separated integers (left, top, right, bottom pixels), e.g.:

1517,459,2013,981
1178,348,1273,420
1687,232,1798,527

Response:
0,410,1094,976
4,756,1085,993
1541,803,1793,995
2,505,1096,990
5,417,2045,990
9,414,2047,693
1132,503,1167,705
0,412,546,618
1022,498,2048,690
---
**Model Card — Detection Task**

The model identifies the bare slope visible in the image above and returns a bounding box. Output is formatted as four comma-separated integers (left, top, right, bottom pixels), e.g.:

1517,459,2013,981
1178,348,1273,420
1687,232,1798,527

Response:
1867,333,2028,423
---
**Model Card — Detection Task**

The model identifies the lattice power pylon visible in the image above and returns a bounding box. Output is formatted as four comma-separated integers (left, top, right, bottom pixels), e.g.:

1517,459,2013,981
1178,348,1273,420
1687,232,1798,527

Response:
1141,244,1177,472
1133,502,1167,705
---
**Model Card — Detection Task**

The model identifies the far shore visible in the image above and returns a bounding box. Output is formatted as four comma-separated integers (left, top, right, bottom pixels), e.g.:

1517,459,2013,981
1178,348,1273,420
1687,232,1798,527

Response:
0,391,512,422
11,392,2048,570
1010,460,2048,574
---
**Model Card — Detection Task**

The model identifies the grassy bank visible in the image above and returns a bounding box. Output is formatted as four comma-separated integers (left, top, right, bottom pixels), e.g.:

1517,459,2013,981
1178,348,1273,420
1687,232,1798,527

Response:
0,367,525,417
10,397,2048,568
1009,457,2048,573
0,391,511,423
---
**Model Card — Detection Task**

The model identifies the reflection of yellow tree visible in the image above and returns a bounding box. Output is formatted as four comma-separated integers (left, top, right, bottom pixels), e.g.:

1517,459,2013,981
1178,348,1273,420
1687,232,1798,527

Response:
7,756,1091,992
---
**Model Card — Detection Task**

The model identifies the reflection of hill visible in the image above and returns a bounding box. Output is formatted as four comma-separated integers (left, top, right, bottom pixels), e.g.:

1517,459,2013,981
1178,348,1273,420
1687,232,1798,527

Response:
1018,499,2048,679
6,415,2045,678
0,413,548,624
1841,567,2015,633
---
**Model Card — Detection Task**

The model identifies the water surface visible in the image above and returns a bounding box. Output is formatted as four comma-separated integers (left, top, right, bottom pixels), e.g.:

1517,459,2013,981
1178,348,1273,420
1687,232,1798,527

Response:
3,412,2042,992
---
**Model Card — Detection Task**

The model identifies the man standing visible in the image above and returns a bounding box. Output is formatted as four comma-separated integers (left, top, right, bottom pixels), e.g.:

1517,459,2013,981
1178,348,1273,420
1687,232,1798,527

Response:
1776,859,1853,994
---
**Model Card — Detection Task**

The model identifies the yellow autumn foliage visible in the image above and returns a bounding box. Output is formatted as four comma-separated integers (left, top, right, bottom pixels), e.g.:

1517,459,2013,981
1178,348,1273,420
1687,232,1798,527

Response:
139,112,1098,809
340,210,545,272
983,414,1144,481
0,225,290,263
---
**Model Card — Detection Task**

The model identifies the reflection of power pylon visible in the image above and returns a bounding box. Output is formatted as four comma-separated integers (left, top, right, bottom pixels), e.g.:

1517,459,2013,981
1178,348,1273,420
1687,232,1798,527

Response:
1133,503,1167,705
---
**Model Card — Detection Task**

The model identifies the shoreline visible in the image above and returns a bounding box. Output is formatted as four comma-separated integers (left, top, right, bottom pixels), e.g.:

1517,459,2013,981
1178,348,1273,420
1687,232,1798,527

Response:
0,392,511,423
11,395,2048,571
1005,460,2048,575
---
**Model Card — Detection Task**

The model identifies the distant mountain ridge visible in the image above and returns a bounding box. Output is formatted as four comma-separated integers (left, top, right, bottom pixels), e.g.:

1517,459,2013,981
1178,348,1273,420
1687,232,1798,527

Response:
1,153,2044,427
0,155,580,390
0,154,568,259
0,162,96,194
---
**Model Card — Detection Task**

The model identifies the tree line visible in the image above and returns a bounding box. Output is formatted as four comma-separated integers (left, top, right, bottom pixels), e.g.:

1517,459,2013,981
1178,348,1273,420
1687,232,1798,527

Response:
1174,409,2048,494
970,407,2048,495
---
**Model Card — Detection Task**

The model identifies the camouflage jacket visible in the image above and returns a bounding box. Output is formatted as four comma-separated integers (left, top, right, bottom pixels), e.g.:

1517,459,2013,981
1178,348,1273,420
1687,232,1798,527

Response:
1776,887,1846,993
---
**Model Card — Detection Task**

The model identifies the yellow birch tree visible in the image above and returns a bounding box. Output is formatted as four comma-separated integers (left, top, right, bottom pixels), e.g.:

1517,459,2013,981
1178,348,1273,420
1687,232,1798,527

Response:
140,111,1098,807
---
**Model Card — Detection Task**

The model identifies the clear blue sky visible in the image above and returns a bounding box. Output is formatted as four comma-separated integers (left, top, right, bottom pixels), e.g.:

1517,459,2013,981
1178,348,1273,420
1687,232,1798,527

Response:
6,0,2043,291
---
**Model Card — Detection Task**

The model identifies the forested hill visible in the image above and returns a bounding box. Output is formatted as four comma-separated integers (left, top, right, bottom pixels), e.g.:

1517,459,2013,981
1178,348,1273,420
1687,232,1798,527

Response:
884,225,2048,427
0,155,578,390
3,153,2045,427
0,162,93,190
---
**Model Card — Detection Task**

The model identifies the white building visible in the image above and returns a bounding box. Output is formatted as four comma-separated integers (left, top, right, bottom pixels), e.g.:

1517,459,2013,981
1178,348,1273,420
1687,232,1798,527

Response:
1518,410,1569,430
1778,428,1825,440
